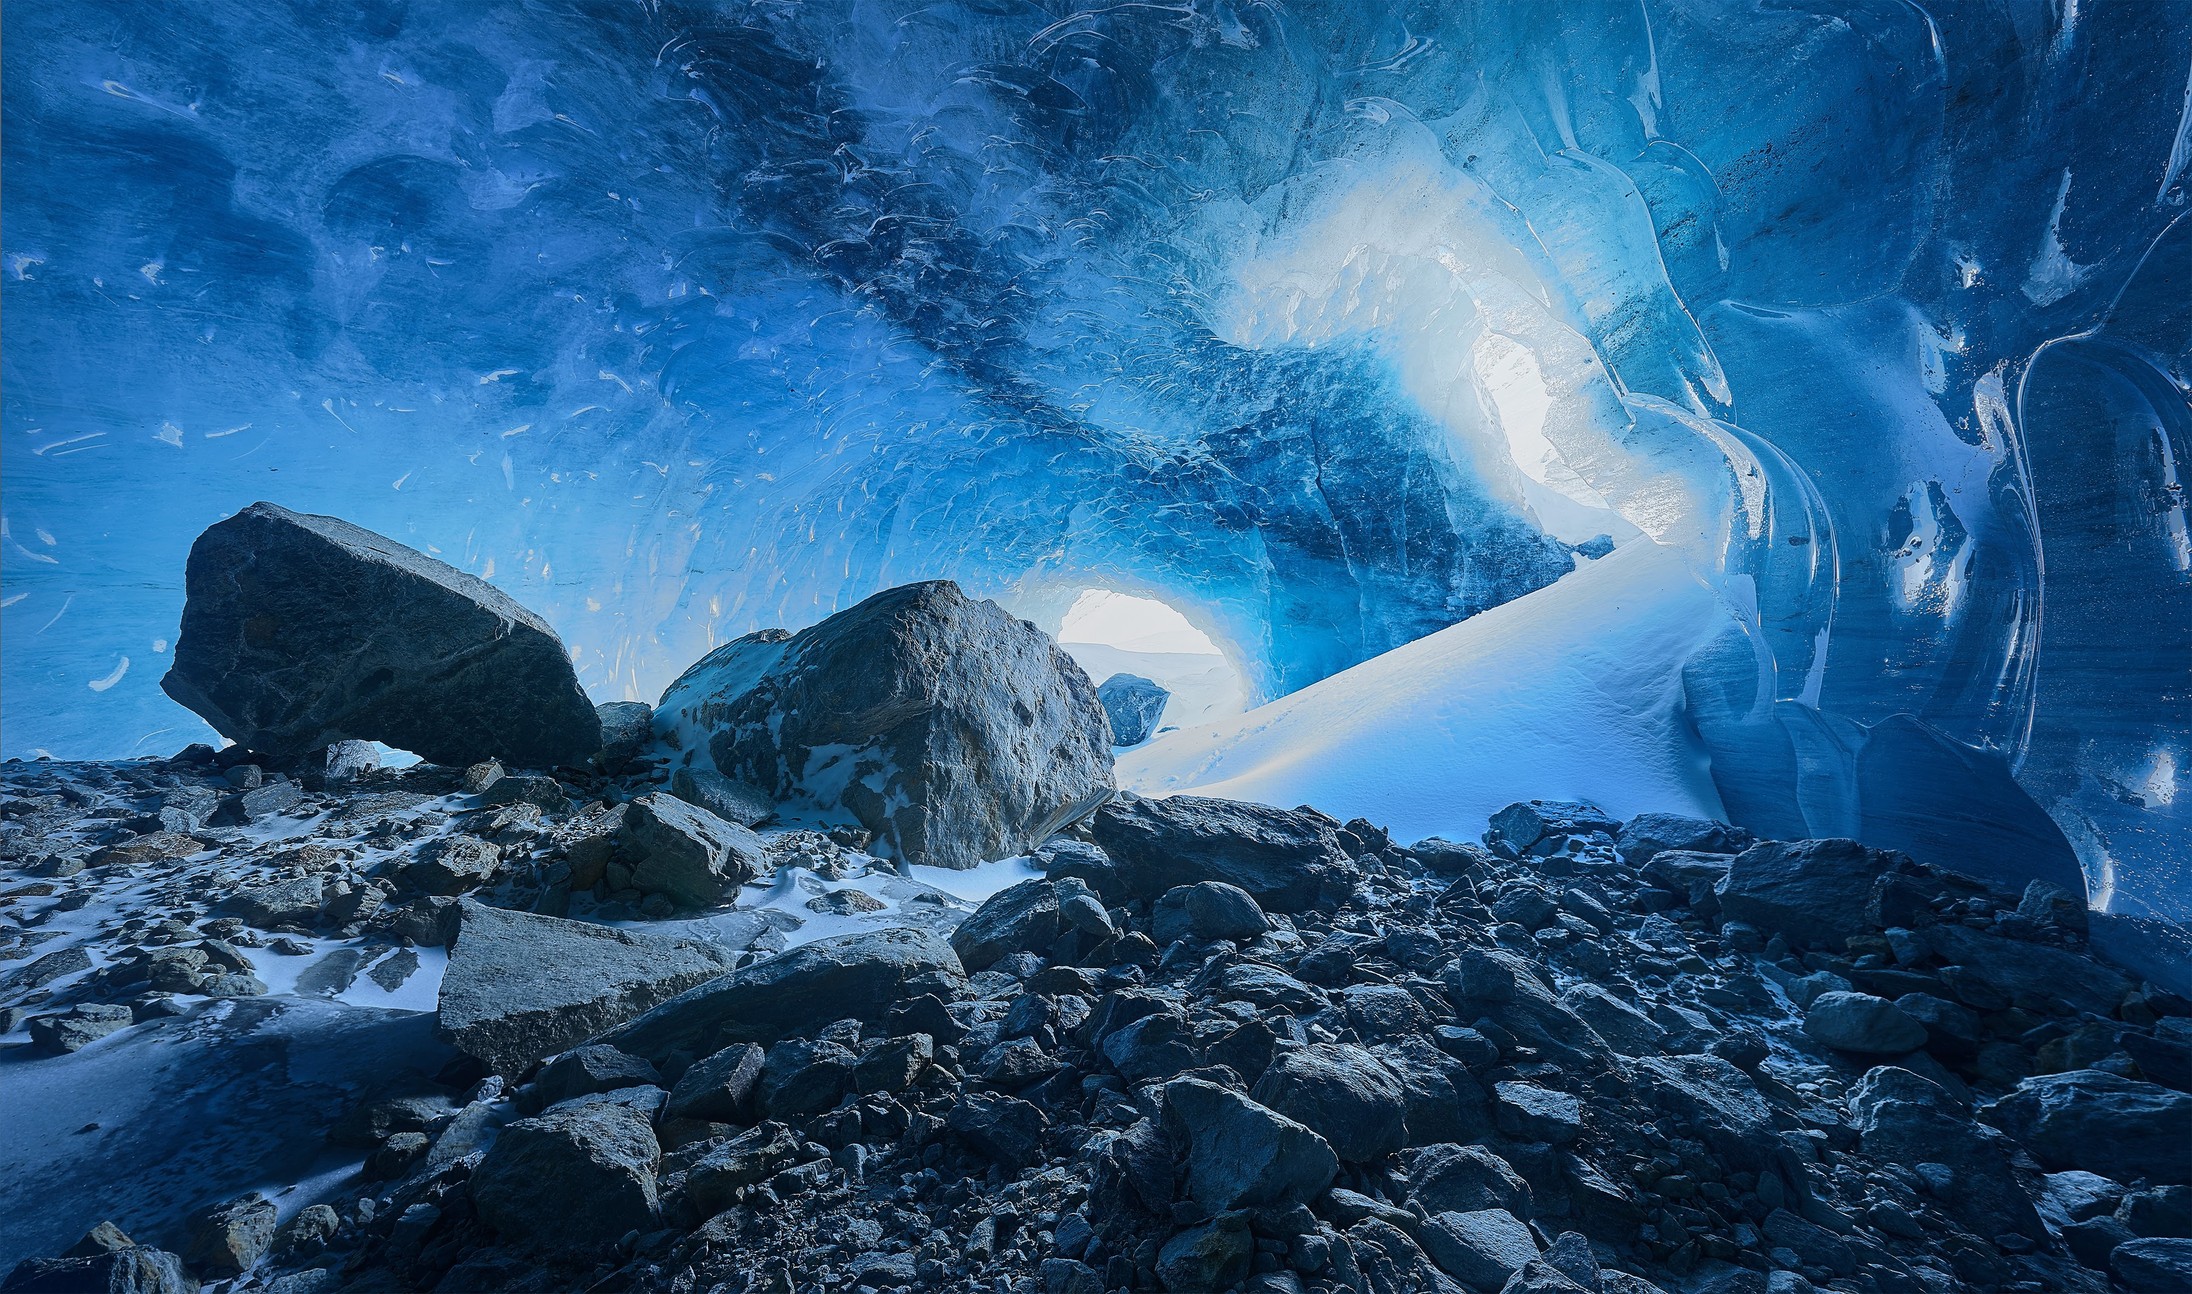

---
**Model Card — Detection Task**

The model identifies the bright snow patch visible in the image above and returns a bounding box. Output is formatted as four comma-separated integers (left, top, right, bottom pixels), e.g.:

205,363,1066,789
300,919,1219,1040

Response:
1116,541,1731,845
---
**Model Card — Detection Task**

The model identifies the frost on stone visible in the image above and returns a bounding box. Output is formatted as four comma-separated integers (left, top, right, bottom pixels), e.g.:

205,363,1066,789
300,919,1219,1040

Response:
0,2,2186,917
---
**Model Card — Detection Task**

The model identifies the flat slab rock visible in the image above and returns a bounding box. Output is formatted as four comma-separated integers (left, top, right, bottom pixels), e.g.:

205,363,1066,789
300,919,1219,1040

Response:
435,900,733,1074
601,927,963,1065
161,502,602,768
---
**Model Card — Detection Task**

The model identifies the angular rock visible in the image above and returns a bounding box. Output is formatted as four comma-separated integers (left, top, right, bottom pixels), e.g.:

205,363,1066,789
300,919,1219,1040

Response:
601,927,962,1064
530,1045,662,1111
160,502,601,768
1628,1054,1775,1172
1492,1081,1583,1145
757,1038,856,1120
2,1246,196,1294
1850,1067,2047,1240
655,581,1113,869
435,899,731,1073
183,1193,277,1276
405,835,499,896
594,701,653,771
1411,1144,1534,1218
1559,984,1665,1056
1984,1069,2192,1186
669,766,776,828
224,875,323,928
1183,881,1271,942
1155,1213,1252,1292
88,832,204,869
1715,838,1900,948
685,1122,801,1216
619,792,765,909
1419,1208,1540,1290
1090,795,1351,911
1614,813,1752,866
1096,673,1169,746
1160,1077,1338,1210
948,1091,1048,1169
470,1097,661,1255
666,1043,766,1123
1925,924,2130,1014
951,879,1062,972
2114,1238,2192,1292
1803,991,1928,1055
1251,1043,1409,1163
28,1004,133,1055
1485,800,1619,858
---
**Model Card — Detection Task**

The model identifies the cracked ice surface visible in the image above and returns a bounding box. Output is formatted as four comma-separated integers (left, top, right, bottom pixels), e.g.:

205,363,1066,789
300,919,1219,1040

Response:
1,2,2187,916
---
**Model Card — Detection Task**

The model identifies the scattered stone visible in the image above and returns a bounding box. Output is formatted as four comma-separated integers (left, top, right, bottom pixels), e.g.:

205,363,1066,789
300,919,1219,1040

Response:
160,502,602,768
1155,1213,1252,1292
1183,880,1271,942
225,875,324,929
654,581,1113,868
436,899,731,1073
1486,799,1618,858
1096,673,1169,746
1614,812,1751,866
948,1091,1048,1169
2112,1238,2192,1293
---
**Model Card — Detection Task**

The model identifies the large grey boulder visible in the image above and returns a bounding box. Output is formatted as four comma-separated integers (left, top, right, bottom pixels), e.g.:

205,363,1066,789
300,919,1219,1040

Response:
1097,673,1170,746
435,900,731,1073
655,581,1113,869
161,502,601,769
1984,1069,2192,1186
601,927,963,1064
470,1096,661,1256
1089,795,1352,911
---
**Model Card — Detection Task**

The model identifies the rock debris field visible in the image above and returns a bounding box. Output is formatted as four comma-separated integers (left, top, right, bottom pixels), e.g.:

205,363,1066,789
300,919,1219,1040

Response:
3,506,2190,1294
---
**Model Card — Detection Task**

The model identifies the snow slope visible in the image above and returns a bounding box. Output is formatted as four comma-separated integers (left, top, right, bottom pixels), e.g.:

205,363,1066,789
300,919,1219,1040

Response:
1116,541,1731,845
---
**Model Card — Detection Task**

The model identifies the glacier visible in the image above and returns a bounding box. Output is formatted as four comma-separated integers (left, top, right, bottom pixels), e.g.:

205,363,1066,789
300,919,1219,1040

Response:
2,1,2188,919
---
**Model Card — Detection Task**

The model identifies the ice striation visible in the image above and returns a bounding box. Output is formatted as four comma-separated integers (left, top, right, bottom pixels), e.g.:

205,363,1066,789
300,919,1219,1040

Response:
1,2,2188,923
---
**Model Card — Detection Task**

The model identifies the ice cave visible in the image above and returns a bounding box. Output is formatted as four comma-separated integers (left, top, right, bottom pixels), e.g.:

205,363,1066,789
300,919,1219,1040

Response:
2,2,2190,1291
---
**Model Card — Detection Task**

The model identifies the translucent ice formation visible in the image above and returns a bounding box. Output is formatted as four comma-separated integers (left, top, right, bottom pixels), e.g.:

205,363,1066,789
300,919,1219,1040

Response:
2,2,2186,915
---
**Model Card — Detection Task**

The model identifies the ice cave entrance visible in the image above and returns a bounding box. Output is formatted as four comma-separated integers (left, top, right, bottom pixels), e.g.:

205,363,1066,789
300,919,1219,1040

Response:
1054,590,1248,738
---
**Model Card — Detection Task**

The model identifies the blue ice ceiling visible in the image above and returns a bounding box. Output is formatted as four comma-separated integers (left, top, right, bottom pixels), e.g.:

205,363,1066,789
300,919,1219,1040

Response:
2,2,2188,915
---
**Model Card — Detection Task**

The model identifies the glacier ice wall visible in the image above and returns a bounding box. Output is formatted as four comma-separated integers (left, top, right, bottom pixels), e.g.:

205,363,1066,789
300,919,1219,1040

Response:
2,1,2187,916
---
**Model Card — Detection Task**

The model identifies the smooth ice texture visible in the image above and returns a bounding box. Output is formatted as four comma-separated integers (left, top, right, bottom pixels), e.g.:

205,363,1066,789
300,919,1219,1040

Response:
1,3,2187,916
